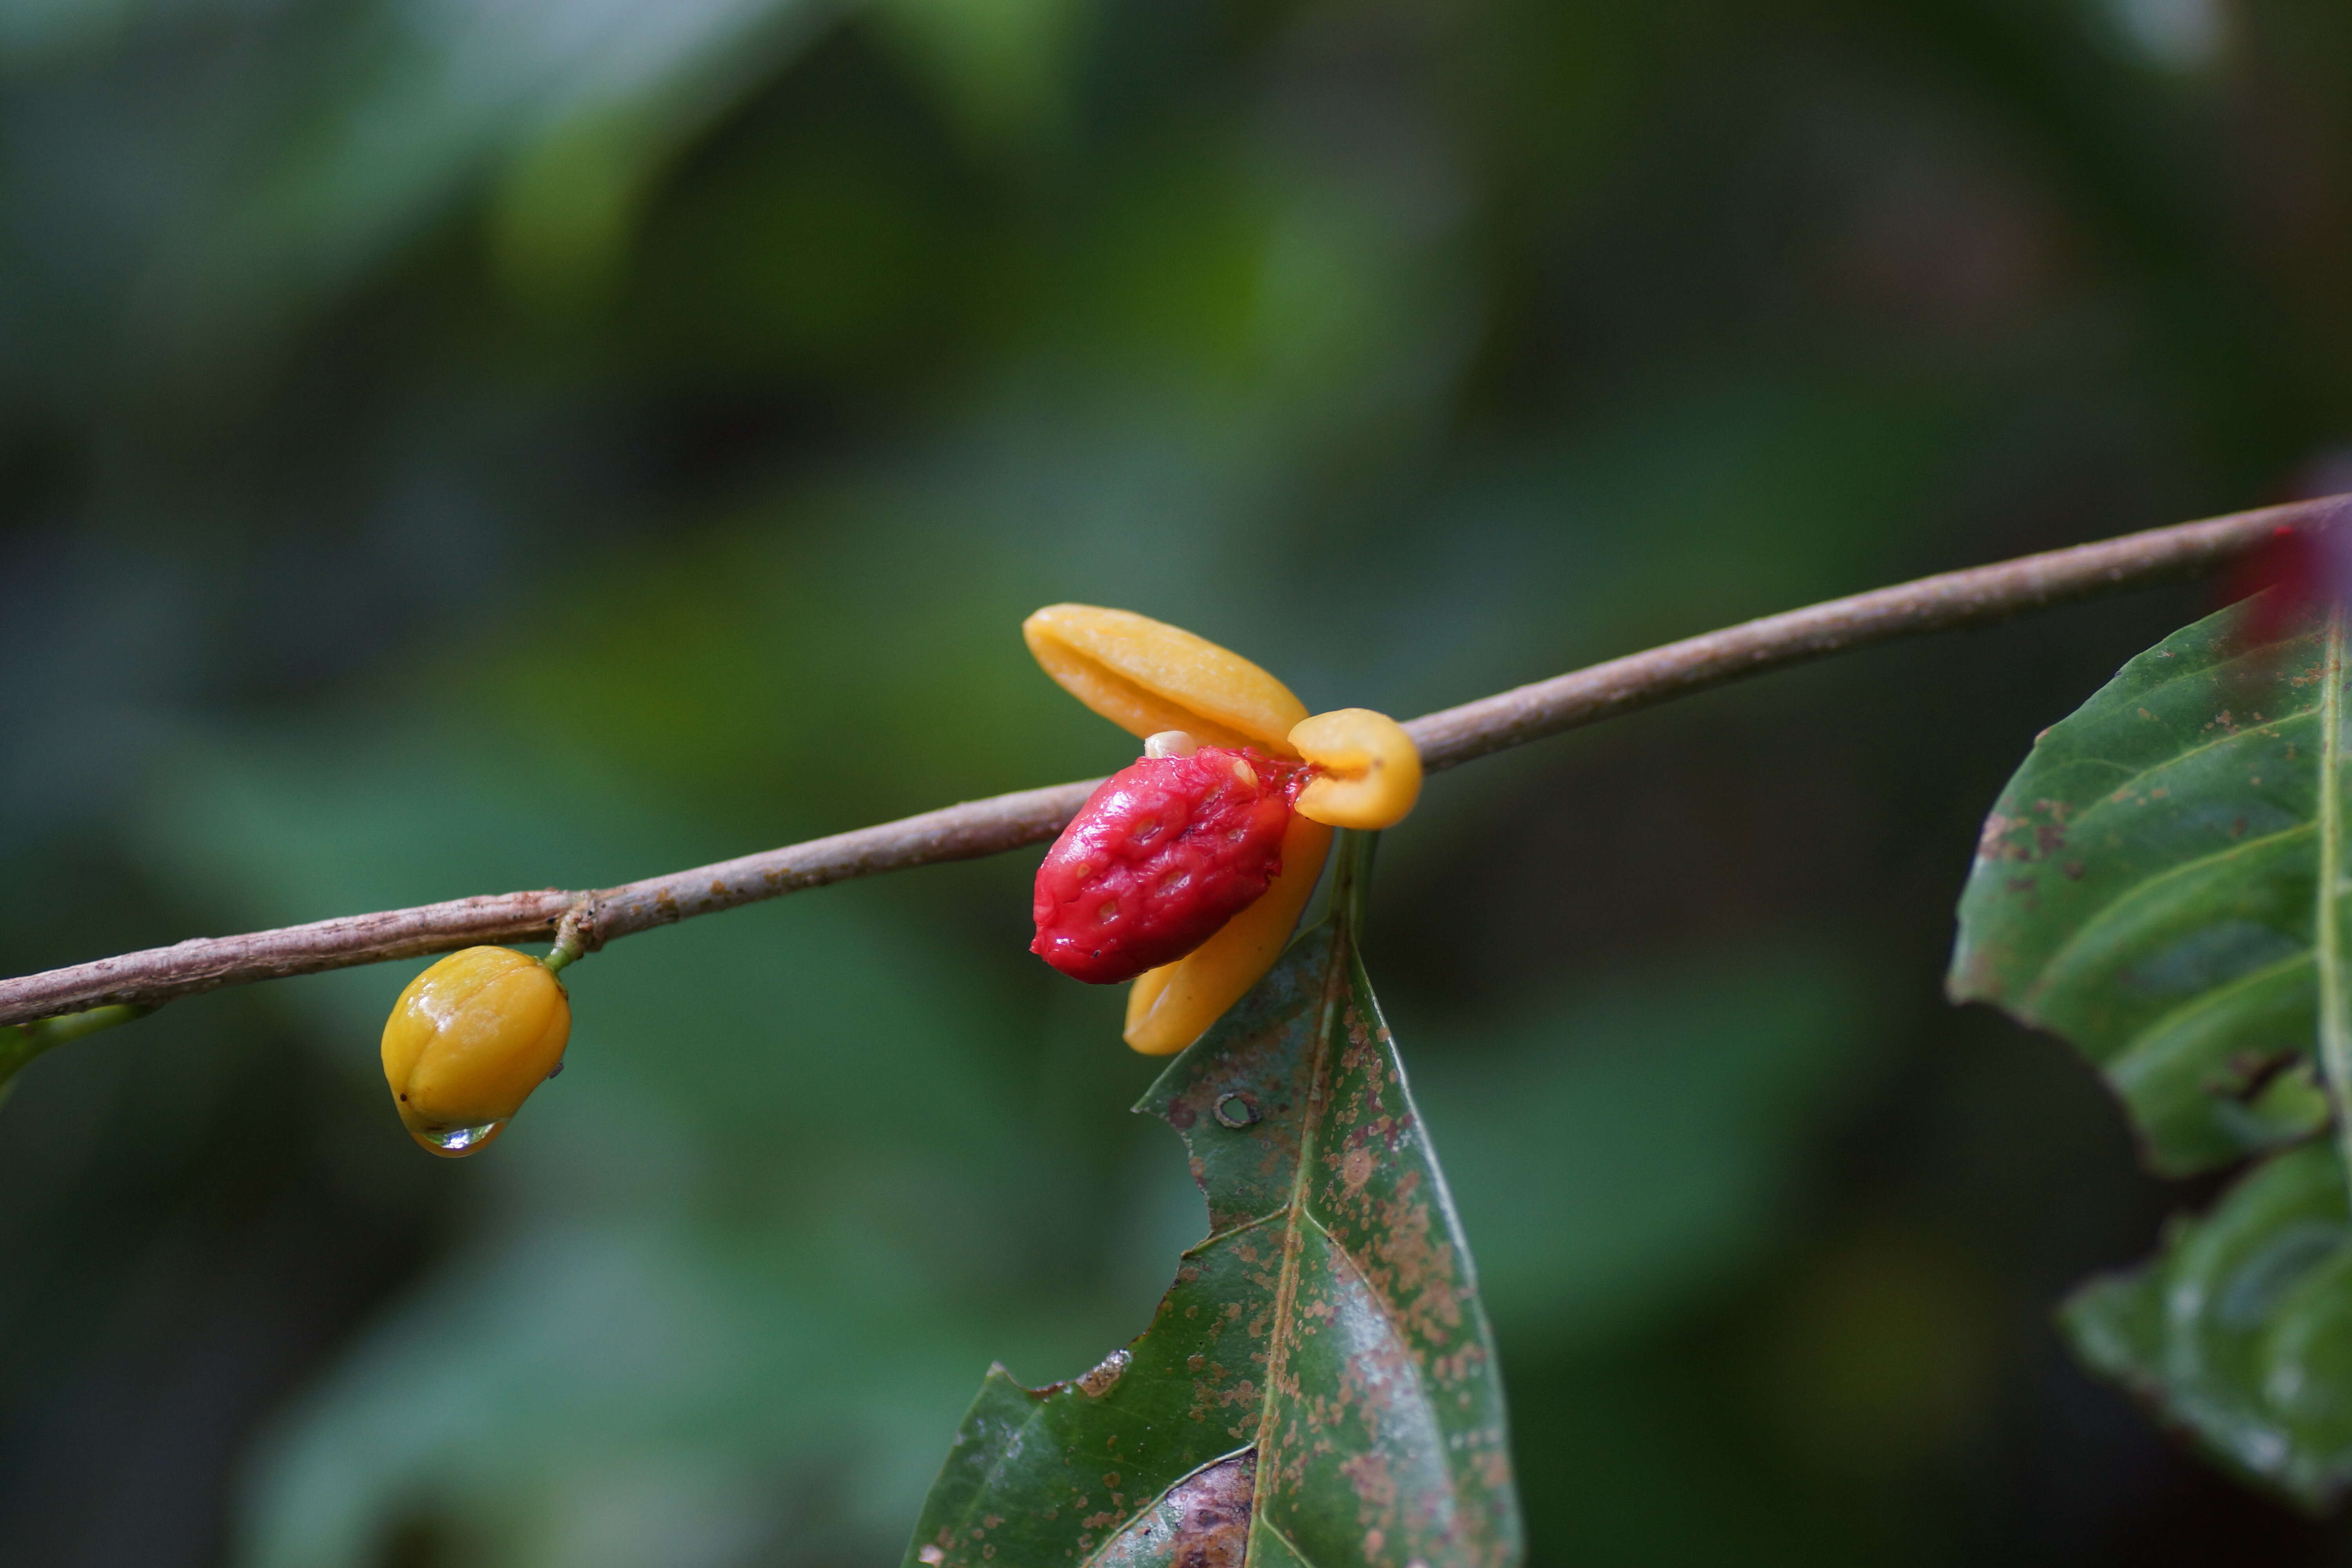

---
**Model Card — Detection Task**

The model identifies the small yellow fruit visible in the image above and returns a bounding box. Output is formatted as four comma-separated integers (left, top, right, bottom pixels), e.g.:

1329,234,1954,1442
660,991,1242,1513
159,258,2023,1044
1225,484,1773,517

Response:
1023,605,1309,755
381,947,571,1156
1290,708,1422,830
1124,813,1333,1055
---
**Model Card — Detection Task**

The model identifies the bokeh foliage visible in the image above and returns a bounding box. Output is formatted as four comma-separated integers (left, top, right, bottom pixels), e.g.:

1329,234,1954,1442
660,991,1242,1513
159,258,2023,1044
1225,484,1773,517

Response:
2,0,2351,1563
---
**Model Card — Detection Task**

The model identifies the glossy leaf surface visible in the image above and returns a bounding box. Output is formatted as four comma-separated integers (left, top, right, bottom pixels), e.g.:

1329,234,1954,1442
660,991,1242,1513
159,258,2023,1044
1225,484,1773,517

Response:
1949,601,2337,1176
2065,1141,2352,1507
906,836,1521,1567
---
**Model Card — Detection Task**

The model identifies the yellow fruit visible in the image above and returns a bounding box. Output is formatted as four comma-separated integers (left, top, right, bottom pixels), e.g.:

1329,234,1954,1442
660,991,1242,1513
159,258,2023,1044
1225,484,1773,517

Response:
1123,813,1333,1055
381,947,571,1156
1023,605,1309,755
1291,708,1421,830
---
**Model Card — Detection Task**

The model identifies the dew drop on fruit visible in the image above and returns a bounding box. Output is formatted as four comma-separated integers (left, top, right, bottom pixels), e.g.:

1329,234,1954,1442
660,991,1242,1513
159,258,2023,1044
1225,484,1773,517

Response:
410,1120,506,1158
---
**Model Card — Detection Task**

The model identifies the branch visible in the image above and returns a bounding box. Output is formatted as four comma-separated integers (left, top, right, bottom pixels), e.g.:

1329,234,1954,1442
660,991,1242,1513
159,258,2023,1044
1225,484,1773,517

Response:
3,493,2338,1028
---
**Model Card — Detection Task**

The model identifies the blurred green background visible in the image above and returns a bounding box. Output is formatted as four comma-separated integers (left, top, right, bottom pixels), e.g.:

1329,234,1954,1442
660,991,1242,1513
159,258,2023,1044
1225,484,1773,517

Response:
1,0,2348,1562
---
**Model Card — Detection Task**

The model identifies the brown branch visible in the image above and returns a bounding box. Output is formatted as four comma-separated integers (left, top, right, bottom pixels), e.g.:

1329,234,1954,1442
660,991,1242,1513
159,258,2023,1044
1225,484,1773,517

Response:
1403,495,2338,767
3,492,2339,1028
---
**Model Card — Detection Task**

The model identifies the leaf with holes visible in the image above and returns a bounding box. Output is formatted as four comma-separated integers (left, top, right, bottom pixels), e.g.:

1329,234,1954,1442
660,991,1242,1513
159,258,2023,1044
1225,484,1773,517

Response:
1949,599,2343,1177
903,833,1521,1568
2065,1140,2352,1507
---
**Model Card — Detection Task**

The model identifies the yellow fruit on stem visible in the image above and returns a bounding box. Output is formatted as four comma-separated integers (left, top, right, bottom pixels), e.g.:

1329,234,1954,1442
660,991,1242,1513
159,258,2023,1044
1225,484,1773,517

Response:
1123,813,1333,1055
1023,604,1308,755
381,946,571,1156
1291,708,1422,830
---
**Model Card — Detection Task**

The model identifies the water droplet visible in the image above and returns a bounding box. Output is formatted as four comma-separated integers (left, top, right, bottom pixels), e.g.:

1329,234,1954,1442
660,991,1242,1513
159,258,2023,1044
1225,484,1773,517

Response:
409,1120,506,1158
1213,1092,1261,1129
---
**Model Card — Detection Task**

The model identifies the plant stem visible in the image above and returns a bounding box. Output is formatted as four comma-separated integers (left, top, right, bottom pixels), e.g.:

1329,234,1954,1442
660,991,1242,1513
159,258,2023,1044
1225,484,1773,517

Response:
543,907,593,975
0,491,2341,1031
1331,831,1380,938
0,1004,153,1102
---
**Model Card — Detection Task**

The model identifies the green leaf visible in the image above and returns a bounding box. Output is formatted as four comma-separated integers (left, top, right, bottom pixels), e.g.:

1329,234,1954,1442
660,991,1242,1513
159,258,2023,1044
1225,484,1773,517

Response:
1951,595,2352,1504
2064,1140,2352,1508
904,835,1523,1568
1949,599,2339,1177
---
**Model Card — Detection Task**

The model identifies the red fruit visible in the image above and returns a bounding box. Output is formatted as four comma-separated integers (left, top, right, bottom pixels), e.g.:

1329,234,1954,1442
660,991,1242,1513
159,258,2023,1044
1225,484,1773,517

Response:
2223,523,2352,644
1032,747,1307,984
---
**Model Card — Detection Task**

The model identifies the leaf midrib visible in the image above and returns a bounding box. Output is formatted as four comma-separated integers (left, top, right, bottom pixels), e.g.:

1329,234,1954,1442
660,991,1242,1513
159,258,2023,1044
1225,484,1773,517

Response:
1249,916,1352,1543
2318,609,2352,1203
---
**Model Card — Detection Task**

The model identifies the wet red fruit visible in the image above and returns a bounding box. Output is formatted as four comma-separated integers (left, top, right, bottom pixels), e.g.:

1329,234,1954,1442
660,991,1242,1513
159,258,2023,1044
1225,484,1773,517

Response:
1033,747,1307,984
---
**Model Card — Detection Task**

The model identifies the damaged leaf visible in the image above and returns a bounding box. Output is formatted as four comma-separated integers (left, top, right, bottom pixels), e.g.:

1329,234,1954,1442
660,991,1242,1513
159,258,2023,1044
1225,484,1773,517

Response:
1949,599,2337,1177
2065,1141,2352,1508
1951,596,2352,1503
904,833,1521,1567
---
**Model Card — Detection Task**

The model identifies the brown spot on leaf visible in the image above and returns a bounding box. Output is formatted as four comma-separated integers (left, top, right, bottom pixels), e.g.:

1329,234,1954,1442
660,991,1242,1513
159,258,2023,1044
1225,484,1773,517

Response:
1076,1348,1131,1398
1091,1450,1258,1566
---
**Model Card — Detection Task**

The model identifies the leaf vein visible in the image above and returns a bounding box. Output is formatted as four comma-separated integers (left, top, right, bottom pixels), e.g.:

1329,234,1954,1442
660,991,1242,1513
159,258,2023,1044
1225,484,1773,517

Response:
2023,821,2316,1012
1248,913,1350,1526
1186,1208,1287,1258
1258,1513,1318,1566
2098,624,2323,706
2107,949,2316,1083
2050,701,2320,812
